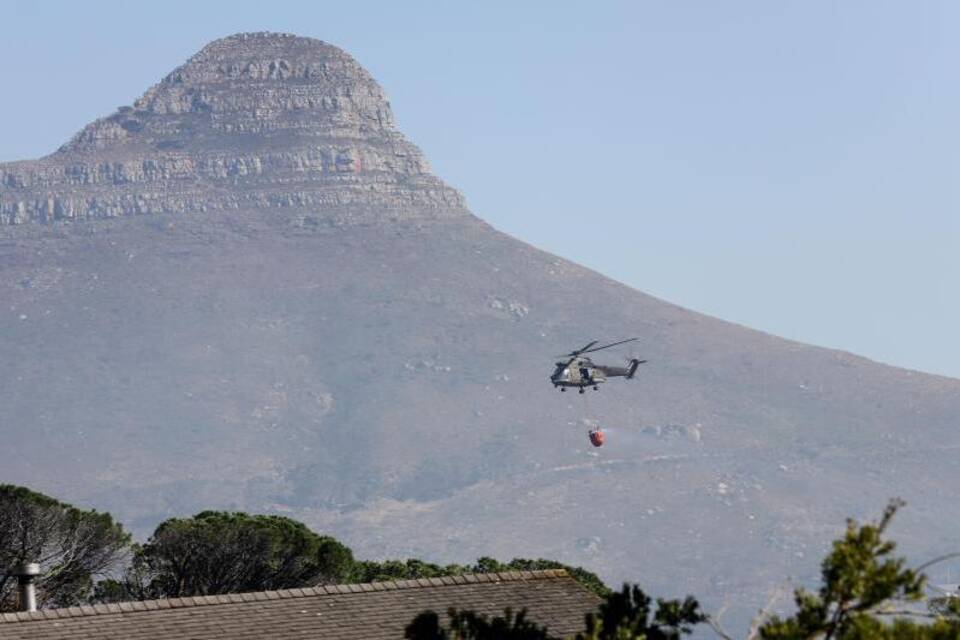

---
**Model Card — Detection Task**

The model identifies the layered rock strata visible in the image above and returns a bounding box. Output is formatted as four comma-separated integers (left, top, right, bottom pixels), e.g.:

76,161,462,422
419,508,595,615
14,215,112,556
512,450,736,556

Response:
0,32,466,226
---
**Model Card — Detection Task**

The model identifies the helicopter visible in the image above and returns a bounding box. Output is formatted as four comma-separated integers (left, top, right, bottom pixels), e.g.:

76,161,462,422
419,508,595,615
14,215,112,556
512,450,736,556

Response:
550,338,646,393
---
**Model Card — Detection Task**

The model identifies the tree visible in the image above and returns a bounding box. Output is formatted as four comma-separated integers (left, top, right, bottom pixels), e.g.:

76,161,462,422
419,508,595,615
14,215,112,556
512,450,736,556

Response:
406,608,555,640
351,556,609,598
576,584,704,640
757,499,948,640
406,585,703,640
102,511,354,599
471,558,610,598
0,484,129,610
352,558,462,583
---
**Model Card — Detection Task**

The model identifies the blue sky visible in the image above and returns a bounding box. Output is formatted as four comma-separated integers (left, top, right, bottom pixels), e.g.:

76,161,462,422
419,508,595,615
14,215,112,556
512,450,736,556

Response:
4,1,959,378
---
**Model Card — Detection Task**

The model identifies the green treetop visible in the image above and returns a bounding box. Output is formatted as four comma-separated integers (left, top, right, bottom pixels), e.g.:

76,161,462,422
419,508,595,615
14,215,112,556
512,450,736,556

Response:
0,484,129,610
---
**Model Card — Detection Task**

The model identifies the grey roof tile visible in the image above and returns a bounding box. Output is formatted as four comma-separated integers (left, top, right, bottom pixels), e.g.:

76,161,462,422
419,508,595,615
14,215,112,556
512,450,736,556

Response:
0,571,598,640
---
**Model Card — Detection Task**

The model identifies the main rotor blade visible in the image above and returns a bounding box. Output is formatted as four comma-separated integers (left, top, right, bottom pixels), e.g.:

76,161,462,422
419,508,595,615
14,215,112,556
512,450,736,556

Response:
580,337,639,355
575,340,598,354
555,340,598,358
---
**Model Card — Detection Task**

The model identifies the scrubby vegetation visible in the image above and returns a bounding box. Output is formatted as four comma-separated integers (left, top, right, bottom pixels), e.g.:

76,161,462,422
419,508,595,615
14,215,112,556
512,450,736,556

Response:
0,484,604,608
3,485,959,639
406,500,960,639
354,557,609,598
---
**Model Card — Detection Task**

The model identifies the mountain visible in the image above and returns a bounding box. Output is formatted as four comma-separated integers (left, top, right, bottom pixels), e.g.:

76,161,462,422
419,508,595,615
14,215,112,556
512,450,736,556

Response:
1,33,958,630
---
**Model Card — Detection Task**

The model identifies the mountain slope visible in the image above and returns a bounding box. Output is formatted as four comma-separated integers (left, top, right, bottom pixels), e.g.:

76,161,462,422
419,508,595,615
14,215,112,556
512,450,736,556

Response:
1,32,958,630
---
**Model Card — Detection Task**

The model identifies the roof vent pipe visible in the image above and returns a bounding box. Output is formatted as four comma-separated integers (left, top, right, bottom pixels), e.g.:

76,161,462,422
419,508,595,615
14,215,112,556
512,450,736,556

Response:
12,563,40,612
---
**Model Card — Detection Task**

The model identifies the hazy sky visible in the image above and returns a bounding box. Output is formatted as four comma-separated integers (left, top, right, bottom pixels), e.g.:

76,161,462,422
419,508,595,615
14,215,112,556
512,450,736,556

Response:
4,1,959,378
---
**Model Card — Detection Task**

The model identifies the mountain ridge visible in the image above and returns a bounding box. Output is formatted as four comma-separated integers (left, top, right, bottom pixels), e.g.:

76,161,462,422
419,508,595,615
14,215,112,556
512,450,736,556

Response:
1,33,958,633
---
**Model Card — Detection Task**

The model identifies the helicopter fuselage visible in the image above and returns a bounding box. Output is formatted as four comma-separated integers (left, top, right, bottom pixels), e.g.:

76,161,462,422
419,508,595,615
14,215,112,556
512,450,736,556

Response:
550,339,645,392
550,357,623,389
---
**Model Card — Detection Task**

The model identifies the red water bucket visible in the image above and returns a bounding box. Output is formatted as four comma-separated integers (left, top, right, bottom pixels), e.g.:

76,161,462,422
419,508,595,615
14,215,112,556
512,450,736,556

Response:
588,428,605,447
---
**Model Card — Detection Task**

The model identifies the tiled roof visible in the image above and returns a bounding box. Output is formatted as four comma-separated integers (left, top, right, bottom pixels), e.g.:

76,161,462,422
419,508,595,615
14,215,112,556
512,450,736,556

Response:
0,570,600,639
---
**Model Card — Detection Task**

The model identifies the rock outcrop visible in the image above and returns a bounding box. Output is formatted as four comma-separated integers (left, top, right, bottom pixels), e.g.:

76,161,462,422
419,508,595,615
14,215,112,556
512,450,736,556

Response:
0,33,465,226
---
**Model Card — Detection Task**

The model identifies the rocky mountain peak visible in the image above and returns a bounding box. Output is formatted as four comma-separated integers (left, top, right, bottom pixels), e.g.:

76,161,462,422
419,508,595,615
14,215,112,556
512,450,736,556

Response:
0,33,465,226
158,32,375,89
69,33,395,151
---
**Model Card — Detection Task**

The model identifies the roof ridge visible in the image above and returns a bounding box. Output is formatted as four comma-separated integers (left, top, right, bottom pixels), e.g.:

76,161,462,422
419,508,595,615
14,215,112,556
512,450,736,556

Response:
0,569,571,624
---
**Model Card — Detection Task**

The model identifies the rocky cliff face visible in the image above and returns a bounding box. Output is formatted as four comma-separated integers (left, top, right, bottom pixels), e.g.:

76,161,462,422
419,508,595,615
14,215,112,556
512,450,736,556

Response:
2,33,959,634
0,33,464,226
